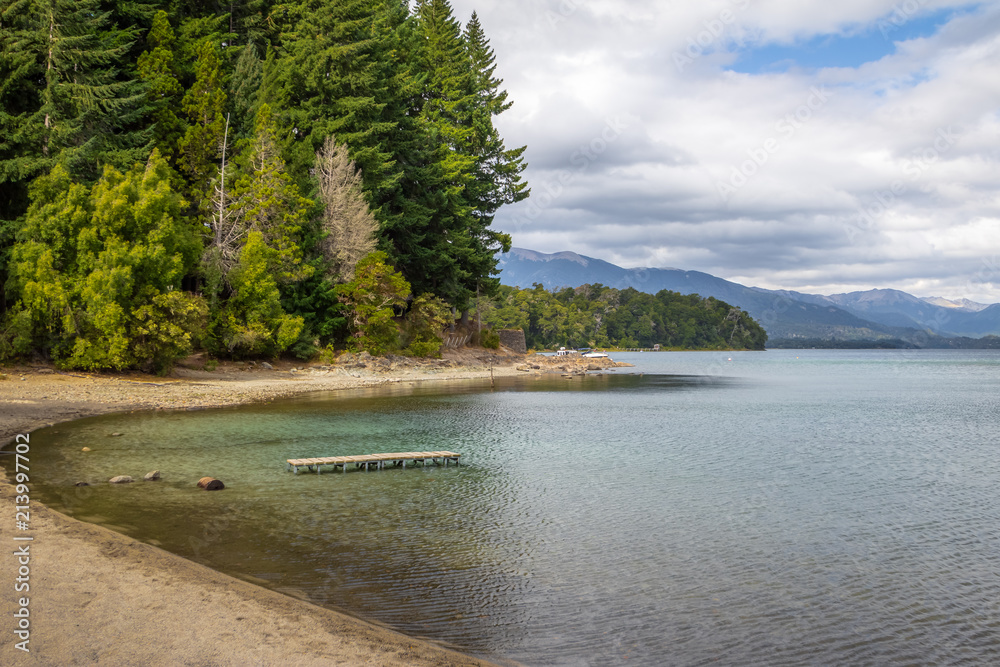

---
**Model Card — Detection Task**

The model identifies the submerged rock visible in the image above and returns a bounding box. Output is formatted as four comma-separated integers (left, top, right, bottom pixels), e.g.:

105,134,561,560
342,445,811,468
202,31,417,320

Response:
197,477,225,491
75,482,90,487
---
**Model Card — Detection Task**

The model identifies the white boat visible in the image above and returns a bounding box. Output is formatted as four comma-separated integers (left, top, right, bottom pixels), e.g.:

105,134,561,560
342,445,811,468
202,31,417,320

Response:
582,351,609,358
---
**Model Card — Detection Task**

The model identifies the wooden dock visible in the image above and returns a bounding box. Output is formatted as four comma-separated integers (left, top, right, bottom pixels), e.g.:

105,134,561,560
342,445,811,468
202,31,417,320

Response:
286,451,462,475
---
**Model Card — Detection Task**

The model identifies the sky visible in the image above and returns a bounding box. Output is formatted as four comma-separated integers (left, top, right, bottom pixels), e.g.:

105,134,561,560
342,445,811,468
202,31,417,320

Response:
446,0,1000,303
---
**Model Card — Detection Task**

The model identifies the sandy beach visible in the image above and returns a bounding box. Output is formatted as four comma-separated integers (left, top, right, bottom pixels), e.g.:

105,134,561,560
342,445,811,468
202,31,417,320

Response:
0,350,628,666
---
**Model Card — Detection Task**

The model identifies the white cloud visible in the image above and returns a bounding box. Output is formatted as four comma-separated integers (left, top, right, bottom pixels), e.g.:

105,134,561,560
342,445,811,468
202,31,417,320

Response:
452,0,1000,302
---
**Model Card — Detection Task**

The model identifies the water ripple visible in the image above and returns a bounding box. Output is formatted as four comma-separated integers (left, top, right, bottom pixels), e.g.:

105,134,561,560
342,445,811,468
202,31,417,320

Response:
12,350,1000,666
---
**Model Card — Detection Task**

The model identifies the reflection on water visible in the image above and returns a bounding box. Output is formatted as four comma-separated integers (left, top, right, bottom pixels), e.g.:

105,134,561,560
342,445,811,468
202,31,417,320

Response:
9,351,1000,666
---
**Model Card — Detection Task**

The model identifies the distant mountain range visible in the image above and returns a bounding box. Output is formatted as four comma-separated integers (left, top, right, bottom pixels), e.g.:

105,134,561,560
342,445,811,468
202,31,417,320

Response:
497,248,1000,341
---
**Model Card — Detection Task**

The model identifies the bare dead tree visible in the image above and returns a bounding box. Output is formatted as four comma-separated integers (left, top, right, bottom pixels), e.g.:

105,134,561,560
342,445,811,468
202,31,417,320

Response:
203,114,247,286
314,137,377,281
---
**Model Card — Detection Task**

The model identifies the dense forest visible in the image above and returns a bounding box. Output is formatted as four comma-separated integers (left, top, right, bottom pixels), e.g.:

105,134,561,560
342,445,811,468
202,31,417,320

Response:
0,0,528,370
0,1,768,371
482,284,768,351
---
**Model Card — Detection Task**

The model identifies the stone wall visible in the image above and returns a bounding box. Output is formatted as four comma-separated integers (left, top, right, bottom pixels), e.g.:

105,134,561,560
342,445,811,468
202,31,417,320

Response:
498,329,527,354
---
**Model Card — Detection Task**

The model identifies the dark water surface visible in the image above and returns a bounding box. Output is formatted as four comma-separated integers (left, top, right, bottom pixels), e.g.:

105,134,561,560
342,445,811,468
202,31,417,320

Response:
10,350,1000,665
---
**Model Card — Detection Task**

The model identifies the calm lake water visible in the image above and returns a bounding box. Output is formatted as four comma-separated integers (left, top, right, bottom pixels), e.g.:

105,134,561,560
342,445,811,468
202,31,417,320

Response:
11,349,1000,665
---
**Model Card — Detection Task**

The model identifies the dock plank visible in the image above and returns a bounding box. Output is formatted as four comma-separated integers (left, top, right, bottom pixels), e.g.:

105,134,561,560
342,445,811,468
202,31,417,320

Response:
286,451,461,474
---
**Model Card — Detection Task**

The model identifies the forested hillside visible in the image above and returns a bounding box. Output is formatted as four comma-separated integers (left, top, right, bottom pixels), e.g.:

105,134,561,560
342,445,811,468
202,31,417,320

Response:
0,0,527,370
482,284,768,351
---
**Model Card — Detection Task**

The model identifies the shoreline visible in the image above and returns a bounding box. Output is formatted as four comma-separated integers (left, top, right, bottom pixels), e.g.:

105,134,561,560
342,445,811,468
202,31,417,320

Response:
0,350,630,665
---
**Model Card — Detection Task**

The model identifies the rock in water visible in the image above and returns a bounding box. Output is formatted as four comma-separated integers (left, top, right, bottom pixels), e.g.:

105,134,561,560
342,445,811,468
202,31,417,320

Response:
81,447,91,452
109,475,134,484
197,477,225,491
143,471,161,481
75,482,90,487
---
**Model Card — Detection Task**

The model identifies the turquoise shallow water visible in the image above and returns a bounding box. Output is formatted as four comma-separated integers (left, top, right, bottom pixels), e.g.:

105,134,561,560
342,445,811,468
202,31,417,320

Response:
8,349,1000,665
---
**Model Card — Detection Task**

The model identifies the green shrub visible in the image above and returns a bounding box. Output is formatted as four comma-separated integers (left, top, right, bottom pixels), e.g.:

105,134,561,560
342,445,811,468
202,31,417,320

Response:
209,232,305,359
337,251,410,355
403,340,442,358
481,329,500,349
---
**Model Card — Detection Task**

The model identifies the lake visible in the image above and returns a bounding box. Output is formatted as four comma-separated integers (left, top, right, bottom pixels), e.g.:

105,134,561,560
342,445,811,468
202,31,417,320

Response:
14,349,1000,665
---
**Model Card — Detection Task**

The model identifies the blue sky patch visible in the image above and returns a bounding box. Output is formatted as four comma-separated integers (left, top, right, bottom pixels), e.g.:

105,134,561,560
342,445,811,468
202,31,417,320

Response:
727,5,979,73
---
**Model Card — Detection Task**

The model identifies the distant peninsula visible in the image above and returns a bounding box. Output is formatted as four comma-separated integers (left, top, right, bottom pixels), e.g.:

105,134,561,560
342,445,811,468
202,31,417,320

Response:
481,283,767,351
497,248,1000,347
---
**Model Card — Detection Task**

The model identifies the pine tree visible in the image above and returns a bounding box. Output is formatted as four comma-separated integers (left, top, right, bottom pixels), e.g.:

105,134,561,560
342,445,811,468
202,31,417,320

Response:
279,0,401,201
137,11,186,163
461,11,528,297
463,12,528,220
230,42,263,140
409,0,496,310
228,103,312,284
178,38,227,189
0,0,151,204
0,0,42,222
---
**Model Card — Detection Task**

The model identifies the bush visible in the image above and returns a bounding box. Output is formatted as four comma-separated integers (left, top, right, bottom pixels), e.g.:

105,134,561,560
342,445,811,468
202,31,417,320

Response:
4,154,203,372
209,232,305,359
337,251,410,355
481,329,500,349
403,340,442,358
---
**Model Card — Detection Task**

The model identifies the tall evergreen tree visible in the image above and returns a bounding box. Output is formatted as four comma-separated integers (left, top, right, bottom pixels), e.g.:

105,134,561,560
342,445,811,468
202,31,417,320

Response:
461,11,528,296
280,0,399,197
408,0,524,309
178,38,227,190
137,11,186,163
228,103,312,284
0,0,151,200
229,42,263,140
